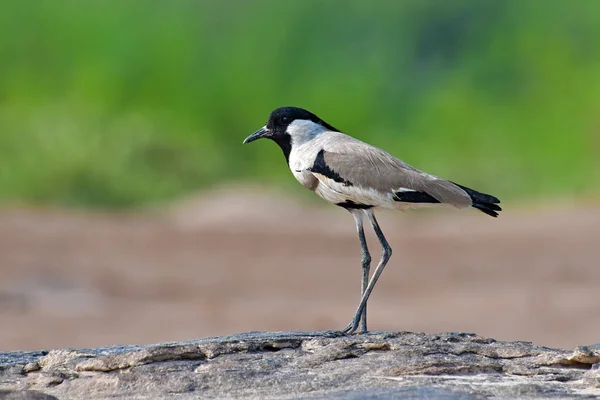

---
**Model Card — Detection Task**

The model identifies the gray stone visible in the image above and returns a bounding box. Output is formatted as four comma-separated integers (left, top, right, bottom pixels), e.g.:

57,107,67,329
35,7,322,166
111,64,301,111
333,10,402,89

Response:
0,390,58,400
1,331,599,399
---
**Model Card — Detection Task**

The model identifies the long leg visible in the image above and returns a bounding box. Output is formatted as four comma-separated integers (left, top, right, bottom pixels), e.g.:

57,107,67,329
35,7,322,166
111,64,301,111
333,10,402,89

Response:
349,210,371,333
343,209,392,334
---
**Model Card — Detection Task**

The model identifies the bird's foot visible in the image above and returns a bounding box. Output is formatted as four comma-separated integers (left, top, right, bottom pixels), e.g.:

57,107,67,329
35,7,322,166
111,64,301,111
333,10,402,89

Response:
342,323,354,334
342,319,364,334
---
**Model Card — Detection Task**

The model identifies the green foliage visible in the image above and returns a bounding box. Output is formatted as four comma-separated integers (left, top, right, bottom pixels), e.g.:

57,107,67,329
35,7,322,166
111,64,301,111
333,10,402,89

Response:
0,0,599,207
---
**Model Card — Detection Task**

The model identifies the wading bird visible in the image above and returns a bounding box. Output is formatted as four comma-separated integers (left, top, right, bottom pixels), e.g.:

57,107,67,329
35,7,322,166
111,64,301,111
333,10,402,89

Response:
243,107,501,334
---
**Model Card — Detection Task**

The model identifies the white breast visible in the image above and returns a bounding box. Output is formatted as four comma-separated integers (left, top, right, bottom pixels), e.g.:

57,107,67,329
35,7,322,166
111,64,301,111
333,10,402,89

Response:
288,138,319,184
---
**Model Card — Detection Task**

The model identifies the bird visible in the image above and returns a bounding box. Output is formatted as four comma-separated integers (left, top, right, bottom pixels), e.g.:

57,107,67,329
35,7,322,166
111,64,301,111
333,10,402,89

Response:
243,106,501,334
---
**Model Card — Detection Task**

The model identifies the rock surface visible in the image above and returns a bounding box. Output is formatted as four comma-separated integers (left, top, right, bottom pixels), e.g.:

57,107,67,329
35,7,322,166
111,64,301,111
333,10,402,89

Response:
0,331,599,399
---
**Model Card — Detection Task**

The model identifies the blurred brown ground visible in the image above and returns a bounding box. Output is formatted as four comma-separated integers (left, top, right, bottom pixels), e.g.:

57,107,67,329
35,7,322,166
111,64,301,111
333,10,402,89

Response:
0,186,598,351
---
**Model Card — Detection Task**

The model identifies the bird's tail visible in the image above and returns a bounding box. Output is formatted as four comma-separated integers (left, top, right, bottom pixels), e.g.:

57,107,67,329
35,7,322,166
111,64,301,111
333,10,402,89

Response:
451,182,502,218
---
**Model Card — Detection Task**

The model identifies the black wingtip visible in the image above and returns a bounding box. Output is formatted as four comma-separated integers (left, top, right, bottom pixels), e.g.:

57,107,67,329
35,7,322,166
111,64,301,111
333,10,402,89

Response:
472,203,502,218
450,181,502,218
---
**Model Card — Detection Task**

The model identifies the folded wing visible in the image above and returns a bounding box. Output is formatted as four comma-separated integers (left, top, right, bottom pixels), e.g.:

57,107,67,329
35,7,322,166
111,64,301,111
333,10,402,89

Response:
309,134,473,209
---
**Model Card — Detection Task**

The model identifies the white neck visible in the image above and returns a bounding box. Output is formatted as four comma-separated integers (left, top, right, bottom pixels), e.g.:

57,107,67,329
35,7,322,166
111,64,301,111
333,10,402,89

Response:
286,119,328,147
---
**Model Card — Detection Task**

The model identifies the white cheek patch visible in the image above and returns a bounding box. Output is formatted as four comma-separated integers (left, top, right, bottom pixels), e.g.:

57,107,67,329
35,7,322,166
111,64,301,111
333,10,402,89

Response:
286,120,329,146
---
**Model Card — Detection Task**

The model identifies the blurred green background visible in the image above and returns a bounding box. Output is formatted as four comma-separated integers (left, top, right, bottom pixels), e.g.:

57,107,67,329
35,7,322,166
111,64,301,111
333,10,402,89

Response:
1,0,599,208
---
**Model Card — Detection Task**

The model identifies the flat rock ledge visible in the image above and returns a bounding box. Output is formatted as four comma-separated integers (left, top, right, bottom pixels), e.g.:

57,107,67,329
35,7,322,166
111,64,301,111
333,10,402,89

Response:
1,331,599,399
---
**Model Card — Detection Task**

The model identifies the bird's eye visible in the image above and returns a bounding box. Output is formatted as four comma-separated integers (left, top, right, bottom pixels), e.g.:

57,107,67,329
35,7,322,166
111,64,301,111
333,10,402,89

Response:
282,116,290,123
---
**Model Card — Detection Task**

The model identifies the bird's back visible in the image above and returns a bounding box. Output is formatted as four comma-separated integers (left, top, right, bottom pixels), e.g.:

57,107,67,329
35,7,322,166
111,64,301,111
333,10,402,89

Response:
293,131,473,210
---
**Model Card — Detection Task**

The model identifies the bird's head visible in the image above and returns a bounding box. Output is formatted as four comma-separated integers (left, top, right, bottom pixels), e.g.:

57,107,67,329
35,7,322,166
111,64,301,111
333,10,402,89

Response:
243,107,340,159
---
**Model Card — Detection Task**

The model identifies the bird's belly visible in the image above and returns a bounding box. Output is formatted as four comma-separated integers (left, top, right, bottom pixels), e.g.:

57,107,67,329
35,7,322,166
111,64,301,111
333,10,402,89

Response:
314,182,349,204
314,179,397,209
